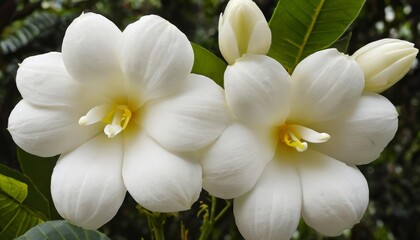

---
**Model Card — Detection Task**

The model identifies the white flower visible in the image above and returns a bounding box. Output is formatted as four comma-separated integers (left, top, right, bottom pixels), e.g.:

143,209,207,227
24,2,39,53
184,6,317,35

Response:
218,0,271,65
352,38,418,93
201,50,399,239
8,13,230,229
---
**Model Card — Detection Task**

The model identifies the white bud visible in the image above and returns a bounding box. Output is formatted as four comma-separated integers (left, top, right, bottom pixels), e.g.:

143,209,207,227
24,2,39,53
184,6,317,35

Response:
219,0,271,65
352,38,418,93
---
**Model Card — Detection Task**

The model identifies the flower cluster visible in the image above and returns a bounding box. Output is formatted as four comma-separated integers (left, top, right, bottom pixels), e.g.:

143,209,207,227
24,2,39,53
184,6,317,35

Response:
7,0,418,239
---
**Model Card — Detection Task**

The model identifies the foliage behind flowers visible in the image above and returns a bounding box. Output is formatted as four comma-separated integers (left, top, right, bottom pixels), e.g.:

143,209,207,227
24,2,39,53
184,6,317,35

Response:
0,0,420,239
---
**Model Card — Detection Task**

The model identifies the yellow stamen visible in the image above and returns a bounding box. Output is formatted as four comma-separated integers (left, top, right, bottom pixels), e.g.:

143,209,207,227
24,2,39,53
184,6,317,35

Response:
102,105,132,138
102,105,132,131
281,128,307,152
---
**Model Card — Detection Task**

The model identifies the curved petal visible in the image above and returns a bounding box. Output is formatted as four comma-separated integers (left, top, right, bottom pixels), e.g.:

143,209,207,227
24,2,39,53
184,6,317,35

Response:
225,54,291,126
234,160,301,240
247,20,271,54
62,13,124,98
201,123,275,199
311,93,398,165
120,15,194,106
8,100,102,157
123,132,201,212
219,15,239,65
143,74,230,152
16,52,109,108
289,49,365,125
298,149,369,236
51,134,126,229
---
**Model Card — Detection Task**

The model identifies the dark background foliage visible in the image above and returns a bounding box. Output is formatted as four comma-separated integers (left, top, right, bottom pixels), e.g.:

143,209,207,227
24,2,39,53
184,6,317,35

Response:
0,0,419,239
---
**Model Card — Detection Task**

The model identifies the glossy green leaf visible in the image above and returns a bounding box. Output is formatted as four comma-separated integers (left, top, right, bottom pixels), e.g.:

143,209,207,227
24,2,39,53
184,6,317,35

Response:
0,164,50,219
17,147,60,219
0,173,45,240
268,0,365,73
191,42,227,87
16,220,111,240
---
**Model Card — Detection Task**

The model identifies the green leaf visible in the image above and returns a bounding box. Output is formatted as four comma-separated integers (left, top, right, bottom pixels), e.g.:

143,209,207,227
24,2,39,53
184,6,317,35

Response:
0,174,27,203
330,32,352,53
268,0,365,73
16,220,111,240
17,147,60,219
191,42,227,87
0,164,50,220
0,173,45,240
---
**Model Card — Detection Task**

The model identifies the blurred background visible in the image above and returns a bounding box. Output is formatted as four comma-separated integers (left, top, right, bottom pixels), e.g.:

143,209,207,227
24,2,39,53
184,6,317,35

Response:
0,0,419,239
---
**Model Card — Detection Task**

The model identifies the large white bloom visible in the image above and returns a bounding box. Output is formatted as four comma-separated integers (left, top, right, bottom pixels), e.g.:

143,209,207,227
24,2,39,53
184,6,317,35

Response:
8,13,230,229
201,50,399,239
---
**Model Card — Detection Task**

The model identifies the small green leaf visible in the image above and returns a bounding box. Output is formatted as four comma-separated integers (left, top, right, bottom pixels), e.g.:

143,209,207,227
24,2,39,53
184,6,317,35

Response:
16,220,111,240
0,174,27,203
0,164,50,220
268,0,365,73
191,42,227,87
17,147,60,219
0,173,45,240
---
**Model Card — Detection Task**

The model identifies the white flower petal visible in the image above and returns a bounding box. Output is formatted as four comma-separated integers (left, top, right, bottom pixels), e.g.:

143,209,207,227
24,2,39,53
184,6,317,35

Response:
51,134,126,229
218,15,240,65
299,149,369,236
234,160,301,240
311,93,398,165
16,52,106,108
62,13,124,97
247,20,271,54
120,15,194,106
225,54,291,125
289,49,365,125
144,74,230,152
123,132,201,212
8,100,102,157
201,123,275,199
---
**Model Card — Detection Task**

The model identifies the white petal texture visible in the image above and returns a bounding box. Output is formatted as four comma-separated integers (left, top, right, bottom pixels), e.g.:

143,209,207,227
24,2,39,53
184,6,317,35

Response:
16,52,107,108
247,20,271,54
311,93,398,165
289,49,365,125
51,134,126,229
298,150,369,236
234,160,301,240
62,13,124,97
201,123,275,199
144,74,230,152
120,15,194,106
8,100,101,157
218,15,240,65
224,54,291,126
123,132,202,212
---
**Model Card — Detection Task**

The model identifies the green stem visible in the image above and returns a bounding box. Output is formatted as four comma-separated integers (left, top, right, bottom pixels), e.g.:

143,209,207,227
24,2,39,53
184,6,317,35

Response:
136,205,166,240
198,196,231,240
148,213,165,240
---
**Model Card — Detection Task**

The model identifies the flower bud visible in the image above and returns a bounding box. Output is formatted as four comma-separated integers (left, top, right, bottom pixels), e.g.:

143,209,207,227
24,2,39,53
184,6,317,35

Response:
219,0,271,65
352,38,418,93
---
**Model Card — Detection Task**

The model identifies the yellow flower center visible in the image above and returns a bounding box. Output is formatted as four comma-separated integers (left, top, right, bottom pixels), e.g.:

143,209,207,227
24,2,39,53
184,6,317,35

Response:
102,105,132,138
278,124,330,152
78,104,133,138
